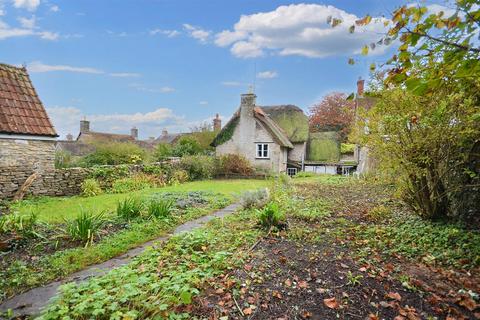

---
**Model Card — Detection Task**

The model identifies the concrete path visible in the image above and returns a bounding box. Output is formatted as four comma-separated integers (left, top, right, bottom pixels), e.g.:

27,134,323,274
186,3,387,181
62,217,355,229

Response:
0,203,242,318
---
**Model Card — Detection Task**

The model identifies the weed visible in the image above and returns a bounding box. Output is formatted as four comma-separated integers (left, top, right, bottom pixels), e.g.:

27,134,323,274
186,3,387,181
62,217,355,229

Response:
65,209,105,246
346,271,363,286
111,174,156,193
0,211,38,238
116,197,144,220
367,205,392,221
257,202,286,231
148,199,175,218
80,179,103,197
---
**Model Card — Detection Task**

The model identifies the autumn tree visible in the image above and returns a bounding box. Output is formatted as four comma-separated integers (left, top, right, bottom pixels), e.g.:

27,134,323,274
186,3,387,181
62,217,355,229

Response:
308,92,355,142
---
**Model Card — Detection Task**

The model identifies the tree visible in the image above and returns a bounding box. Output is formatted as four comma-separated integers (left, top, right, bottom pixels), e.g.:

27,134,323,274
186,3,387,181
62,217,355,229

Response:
153,143,172,161
309,92,355,142
172,136,202,157
348,1,480,223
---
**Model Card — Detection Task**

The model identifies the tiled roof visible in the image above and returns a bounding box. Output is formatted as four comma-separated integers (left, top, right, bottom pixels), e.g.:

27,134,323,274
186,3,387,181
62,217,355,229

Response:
0,63,57,137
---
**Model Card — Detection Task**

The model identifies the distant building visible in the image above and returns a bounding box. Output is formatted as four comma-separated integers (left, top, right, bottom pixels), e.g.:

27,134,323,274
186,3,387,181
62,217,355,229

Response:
0,63,58,197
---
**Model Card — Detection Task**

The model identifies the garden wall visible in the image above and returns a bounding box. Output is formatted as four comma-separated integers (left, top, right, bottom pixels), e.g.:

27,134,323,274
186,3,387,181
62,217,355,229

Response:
0,163,164,200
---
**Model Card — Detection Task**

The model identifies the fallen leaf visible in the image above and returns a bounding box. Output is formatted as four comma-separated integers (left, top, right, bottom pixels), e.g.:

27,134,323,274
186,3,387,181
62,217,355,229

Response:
323,297,339,309
285,279,292,287
244,264,253,271
458,295,478,311
369,314,379,320
387,292,402,301
243,307,253,315
301,310,312,318
298,280,309,289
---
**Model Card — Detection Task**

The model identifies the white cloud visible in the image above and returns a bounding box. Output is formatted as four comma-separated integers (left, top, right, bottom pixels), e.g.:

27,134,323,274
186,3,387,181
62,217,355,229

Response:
150,28,180,38
199,101,208,105
49,4,59,12
215,3,390,58
110,72,141,78
28,61,103,74
129,83,175,93
47,106,187,139
183,23,210,43
13,0,40,11
257,70,278,79
221,81,245,87
0,15,58,40
17,15,36,29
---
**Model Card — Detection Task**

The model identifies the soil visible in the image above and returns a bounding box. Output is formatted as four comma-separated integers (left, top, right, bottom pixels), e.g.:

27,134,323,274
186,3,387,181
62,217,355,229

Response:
190,182,480,320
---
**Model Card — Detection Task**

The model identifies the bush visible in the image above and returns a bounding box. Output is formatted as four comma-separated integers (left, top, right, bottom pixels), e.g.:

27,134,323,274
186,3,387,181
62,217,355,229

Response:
170,170,189,185
90,165,130,189
111,174,155,193
117,197,144,220
81,179,103,197
180,155,215,180
172,136,202,157
0,211,38,237
241,189,269,209
153,143,173,161
80,142,146,166
65,209,105,247
217,154,253,176
148,199,175,218
256,202,286,231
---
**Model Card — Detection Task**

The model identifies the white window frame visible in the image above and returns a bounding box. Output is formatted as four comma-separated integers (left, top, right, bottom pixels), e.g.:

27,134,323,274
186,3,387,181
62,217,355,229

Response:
256,143,269,159
287,168,297,176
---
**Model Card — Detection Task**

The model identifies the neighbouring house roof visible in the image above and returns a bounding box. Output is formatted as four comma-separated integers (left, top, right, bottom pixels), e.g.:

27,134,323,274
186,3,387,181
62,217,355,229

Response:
307,131,340,162
155,133,184,144
0,63,57,137
259,105,309,143
77,131,135,143
210,106,296,149
56,141,96,156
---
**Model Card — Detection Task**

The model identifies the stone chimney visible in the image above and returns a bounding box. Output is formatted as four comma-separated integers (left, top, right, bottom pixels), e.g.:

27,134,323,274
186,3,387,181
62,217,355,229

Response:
66,133,73,141
357,77,365,97
80,119,90,134
240,93,256,119
131,127,138,140
162,129,168,137
213,113,221,131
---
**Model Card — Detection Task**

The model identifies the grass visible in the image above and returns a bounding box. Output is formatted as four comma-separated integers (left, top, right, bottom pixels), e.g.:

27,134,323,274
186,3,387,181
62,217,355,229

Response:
11,179,272,223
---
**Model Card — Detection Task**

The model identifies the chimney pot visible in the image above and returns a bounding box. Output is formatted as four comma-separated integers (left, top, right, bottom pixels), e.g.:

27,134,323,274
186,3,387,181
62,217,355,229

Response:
80,119,90,134
162,129,168,137
130,127,138,140
213,114,222,131
357,77,365,97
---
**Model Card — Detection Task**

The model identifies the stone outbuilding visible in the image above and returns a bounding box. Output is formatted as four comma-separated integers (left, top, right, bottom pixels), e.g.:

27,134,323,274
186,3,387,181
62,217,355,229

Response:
0,63,58,198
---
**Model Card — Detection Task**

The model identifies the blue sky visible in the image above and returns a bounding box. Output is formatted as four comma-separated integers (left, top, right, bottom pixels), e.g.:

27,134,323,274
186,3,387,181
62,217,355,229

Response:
0,0,446,139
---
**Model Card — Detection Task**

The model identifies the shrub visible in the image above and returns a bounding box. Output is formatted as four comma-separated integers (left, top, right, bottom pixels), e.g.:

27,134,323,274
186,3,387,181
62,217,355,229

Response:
90,165,130,189
0,211,38,237
81,179,103,197
148,199,175,218
170,170,189,185
172,136,202,157
340,143,355,154
65,209,105,247
294,171,317,178
217,154,253,176
111,174,155,193
256,202,286,231
80,142,146,166
153,143,173,161
180,155,215,180
117,197,144,220
241,189,269,209
367,205,393,221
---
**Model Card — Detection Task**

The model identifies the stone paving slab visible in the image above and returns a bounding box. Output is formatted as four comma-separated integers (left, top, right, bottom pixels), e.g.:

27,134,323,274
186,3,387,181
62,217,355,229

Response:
0,202,242,318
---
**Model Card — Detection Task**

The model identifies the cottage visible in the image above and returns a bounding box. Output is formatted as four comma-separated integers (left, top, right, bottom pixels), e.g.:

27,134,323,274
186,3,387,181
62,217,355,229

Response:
0,63,58,197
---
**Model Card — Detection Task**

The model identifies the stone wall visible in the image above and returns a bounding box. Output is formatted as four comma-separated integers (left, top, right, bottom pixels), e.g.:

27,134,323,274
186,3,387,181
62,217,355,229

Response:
0,139,55,172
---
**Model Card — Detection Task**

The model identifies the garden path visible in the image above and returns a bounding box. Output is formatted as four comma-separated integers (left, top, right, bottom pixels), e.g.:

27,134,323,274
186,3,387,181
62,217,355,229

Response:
0,202,242,318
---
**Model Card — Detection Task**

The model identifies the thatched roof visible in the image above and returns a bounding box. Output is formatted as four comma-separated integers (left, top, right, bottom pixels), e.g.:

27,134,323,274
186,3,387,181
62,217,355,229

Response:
307,131,340,162
260,105,309,143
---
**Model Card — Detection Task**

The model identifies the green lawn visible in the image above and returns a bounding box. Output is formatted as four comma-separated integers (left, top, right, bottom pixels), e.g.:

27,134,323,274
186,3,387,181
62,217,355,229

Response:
12,179,272,223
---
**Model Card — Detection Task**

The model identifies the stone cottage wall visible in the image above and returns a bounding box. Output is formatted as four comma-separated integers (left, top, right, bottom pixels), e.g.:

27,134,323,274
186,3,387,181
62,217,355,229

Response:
0,139,55,172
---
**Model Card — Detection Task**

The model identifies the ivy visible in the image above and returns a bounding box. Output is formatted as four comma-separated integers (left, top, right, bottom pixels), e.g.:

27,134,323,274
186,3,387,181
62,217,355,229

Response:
211,116,239,146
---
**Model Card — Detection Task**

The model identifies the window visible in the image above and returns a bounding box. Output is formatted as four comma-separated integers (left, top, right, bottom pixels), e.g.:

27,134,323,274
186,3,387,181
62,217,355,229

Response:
287,168,297,176
256,143,269,158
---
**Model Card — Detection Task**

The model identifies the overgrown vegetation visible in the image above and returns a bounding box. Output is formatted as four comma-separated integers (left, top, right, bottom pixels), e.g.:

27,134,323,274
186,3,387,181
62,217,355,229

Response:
80,178,103,197
116,197,144,220
147,198,175,219
217,153,254,176
64,209,105,247
80,142,146,166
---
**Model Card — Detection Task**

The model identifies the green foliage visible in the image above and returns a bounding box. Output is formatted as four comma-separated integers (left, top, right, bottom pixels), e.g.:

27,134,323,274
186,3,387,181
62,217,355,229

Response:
80,178,103,197
0,211,38,237
293,199,331,222
189,130,216,152
180,155,216,180
64,209,105,247
172,136,202,157
111,174,155,193
148,199,175,218
217,154,253,176
80,142,146,166
241,188,269,209
293,171,317,178
256,202,285,230
346,271,363,286
367,205,392,222
90,165,130,188
116,197,144,220
40,210,258,319
153,143,173,161
54,150,73,169
357,215,480,268
170,169,189,185
211,117,239,146
340,143,355,154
